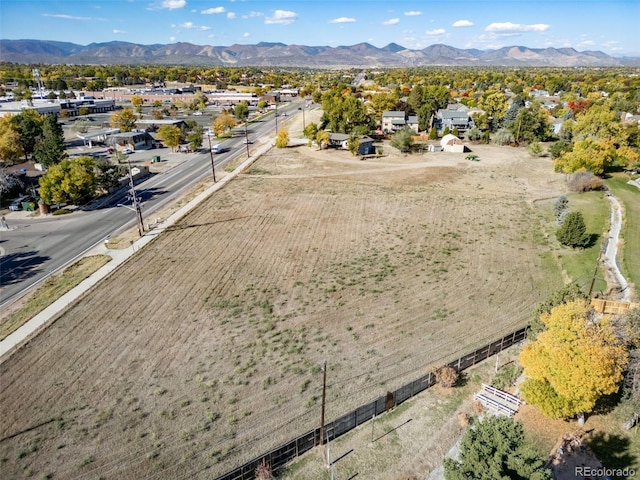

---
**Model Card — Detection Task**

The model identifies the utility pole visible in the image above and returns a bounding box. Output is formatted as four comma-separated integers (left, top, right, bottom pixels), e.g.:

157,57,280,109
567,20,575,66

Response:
244,118,250,158
126,157,144,237
275,99,279,134
588,255,600,296
299,105,306,131
205,133,217,182
320,359,327,448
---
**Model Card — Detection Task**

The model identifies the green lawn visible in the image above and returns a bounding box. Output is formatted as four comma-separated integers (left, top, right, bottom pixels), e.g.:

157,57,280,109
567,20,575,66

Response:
557,191,610,294
606,173,640,299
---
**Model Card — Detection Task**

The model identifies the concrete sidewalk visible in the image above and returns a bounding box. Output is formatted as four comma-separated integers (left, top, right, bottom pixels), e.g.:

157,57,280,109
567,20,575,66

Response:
0,141,273,363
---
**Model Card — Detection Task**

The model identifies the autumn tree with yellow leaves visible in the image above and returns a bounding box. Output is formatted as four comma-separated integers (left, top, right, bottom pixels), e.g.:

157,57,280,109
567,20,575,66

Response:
519,300,628,422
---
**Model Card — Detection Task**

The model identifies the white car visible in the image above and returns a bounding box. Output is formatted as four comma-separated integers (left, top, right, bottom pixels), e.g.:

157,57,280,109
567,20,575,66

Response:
122,148,133,154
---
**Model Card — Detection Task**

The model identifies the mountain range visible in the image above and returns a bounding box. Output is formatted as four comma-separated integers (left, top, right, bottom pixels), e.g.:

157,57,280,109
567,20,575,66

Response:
1,39,638,67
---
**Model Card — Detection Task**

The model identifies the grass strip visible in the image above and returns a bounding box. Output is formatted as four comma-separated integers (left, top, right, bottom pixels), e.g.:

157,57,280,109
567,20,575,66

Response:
0,255,111,340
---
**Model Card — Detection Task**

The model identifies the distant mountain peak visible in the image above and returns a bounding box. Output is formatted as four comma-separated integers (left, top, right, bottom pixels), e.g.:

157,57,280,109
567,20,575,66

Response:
382,42,406,53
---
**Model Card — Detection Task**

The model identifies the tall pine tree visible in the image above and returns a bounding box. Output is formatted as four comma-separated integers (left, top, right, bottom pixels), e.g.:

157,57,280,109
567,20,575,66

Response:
35,114,66,167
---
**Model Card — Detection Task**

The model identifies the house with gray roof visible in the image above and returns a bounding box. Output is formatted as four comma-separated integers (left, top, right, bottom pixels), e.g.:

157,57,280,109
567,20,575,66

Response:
381,111,419,134
433,105,475,135
328,133,375,155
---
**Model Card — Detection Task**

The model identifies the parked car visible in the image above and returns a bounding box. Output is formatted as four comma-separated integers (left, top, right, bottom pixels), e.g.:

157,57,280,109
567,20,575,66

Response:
122,148,133,154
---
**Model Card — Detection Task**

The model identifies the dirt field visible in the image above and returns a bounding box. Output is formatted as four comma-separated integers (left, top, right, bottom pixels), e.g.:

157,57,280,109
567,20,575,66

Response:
0,142,566,479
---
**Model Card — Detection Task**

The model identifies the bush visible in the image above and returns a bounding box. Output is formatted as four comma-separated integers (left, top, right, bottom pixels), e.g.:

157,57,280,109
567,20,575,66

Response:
255,459,273,480
433,365,458,388
567,171,604,192
553,196,568,224
465,127,483,142
493,364,523,390
493,128,515,146
556,211,589,248
527,141,544,156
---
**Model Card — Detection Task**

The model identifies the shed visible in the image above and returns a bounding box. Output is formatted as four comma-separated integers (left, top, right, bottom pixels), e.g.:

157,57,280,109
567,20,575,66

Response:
440,134,465,153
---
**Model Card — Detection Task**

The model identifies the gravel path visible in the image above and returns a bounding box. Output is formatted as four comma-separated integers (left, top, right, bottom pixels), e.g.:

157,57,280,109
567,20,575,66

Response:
603,193,631,302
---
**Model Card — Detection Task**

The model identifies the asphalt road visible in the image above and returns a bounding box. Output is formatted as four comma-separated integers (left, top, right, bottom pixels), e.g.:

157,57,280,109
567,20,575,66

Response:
0,101,303,309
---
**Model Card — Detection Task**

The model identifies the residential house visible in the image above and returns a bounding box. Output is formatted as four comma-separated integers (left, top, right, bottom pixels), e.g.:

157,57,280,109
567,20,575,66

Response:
433,105,475,135
381,111,419,134
328,133,376,155
622,112,640,127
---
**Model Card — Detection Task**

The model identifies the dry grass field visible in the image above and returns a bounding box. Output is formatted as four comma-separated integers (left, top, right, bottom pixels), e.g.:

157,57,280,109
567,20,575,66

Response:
0,142,566,479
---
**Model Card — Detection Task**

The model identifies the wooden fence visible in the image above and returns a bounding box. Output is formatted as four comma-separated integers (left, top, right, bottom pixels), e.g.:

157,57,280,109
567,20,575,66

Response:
590,298,639,315
214,326,528,480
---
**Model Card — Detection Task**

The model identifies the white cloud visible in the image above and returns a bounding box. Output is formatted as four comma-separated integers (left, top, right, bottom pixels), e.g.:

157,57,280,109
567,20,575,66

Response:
161,0,186,9
426,28,446,35
243,32,250,38
179,22,211,31
169,36,176,41
329,17,356,24
245,11,264,18
201,6,225,15
113,29,127,34
452,19,473,27
486,22,550,32
404,11,422,16
265,10,297,25
383,18,400,26
42,13,103,21
227,12,236,19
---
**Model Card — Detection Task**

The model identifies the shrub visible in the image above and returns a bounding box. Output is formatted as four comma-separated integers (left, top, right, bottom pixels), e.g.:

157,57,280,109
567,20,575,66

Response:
433,365,459,388
493,128,515,146
567,171,604,192
553,196,569,224
528,141,544,156
465,127,483,142
255,459,274,480
493,364,523,390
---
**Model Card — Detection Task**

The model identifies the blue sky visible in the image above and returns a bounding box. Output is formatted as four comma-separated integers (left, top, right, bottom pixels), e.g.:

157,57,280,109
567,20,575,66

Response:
1,0,638,56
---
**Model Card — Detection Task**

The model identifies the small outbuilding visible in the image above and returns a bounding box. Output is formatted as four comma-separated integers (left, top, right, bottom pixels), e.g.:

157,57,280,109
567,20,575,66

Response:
440,134,466,153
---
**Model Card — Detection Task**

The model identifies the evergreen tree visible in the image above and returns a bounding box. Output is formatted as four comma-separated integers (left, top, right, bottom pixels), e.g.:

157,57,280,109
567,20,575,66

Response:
503,95,525,127
35,114,66,167
444,416,550,480
556,211,589,248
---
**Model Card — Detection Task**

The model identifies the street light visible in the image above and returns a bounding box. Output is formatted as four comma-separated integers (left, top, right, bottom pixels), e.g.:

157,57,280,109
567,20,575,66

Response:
205,132,217,182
